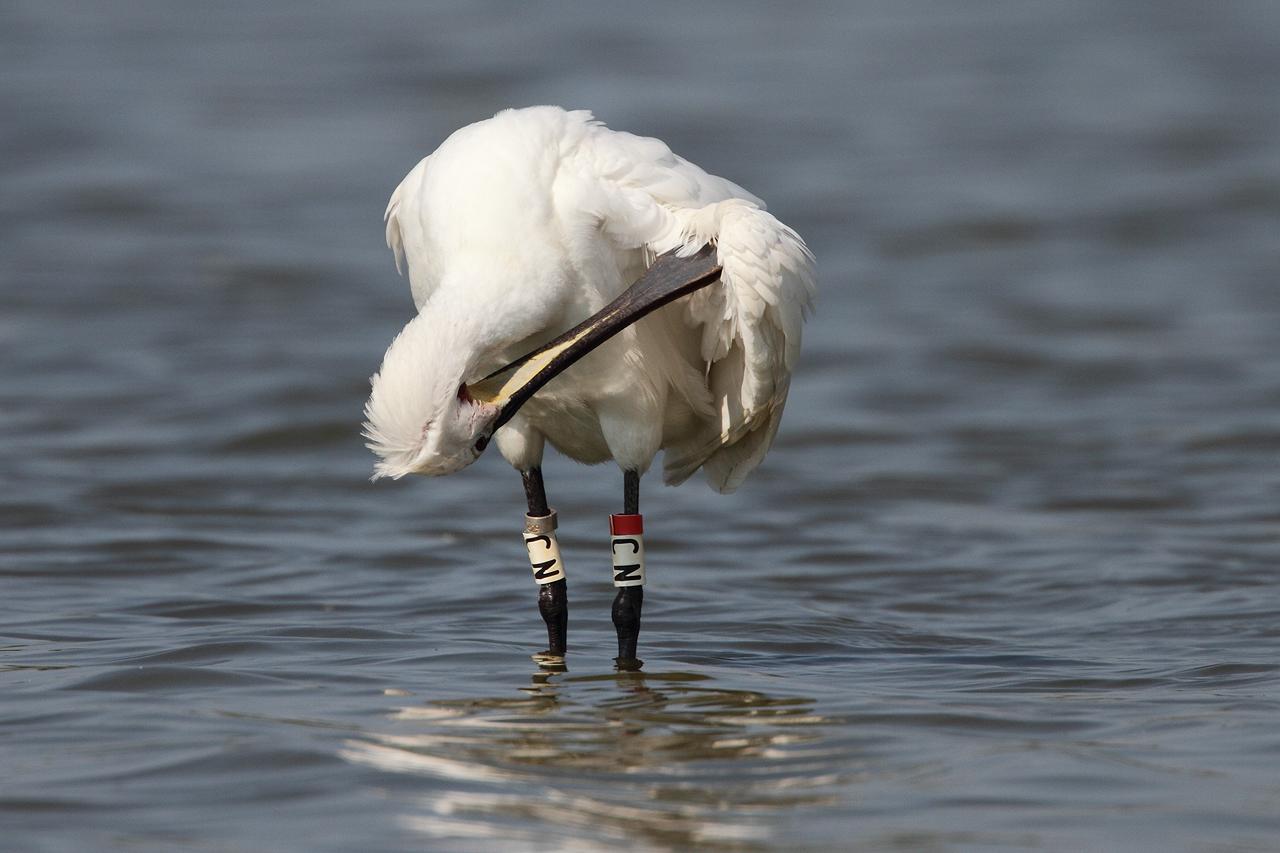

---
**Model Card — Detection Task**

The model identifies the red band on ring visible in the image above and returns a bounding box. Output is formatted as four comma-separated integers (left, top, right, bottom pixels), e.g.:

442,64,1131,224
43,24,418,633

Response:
609,513,644,536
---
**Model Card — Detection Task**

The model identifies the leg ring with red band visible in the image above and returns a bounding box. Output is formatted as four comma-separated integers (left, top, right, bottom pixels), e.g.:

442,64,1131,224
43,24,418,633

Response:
609,513,645,588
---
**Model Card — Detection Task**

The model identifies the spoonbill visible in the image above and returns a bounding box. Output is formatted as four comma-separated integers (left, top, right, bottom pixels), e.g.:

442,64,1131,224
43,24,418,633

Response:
363,107,815,668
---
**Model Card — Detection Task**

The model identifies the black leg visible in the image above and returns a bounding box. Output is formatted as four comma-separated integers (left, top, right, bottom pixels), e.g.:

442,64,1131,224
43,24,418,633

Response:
624,469,639,516
523,467,550,517
612,587,643,666
523,467,567,658
612,470,644,670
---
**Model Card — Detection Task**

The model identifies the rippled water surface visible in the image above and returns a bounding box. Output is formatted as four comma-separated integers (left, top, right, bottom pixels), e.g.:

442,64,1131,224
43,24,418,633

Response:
4,2,1280,851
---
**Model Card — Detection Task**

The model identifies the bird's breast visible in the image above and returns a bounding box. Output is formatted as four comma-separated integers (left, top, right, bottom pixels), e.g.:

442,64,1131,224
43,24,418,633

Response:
518,330,668,465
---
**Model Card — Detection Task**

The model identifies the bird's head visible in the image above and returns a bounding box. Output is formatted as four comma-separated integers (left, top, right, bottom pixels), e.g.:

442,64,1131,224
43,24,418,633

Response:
362,311,502,480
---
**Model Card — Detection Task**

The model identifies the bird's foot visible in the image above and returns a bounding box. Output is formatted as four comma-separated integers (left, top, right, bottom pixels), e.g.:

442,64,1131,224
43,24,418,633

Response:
532,650,567,671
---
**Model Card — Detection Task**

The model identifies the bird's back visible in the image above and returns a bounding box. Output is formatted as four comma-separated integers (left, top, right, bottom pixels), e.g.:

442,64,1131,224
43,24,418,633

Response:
385,107,581,310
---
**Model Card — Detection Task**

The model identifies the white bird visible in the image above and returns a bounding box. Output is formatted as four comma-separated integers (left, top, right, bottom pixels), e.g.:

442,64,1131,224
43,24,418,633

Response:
363,106,815,668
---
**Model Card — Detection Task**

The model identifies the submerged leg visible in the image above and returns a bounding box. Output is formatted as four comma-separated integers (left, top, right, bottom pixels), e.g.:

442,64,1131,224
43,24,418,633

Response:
522,467,567,659
611,470,645,670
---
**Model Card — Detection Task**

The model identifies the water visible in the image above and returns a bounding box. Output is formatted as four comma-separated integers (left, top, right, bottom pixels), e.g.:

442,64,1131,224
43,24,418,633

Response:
4,2,1280,850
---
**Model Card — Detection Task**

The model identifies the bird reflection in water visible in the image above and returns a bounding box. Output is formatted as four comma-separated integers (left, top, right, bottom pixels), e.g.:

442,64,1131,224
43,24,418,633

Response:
340,669,838,850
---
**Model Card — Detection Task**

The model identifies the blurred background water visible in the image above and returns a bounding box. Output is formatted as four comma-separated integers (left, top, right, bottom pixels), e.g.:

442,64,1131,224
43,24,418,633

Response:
3,1,1280,850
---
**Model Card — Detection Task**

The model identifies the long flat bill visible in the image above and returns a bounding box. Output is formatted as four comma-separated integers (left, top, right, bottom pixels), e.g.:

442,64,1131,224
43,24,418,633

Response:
469,245,722,430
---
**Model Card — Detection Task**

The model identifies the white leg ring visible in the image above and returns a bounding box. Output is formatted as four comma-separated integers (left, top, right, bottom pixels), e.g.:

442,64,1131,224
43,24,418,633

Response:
524,510,565,585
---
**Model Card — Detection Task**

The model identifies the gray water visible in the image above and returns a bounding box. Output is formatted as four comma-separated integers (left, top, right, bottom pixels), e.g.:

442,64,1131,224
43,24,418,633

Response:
4,2,1280,851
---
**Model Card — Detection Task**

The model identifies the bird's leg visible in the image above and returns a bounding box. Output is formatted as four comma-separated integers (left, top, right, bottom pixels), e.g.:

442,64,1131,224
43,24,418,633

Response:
522,467,567,659
611,470,645,670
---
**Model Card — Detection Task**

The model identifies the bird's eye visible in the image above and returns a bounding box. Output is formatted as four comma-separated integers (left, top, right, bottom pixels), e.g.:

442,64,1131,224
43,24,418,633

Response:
473,436,489,453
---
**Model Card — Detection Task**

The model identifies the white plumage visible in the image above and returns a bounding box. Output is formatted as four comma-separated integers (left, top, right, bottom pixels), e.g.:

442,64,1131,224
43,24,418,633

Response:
365,106,815,491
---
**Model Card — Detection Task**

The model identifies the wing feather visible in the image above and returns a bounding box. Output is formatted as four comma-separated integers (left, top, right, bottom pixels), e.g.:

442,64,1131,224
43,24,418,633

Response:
669,201,814,493
385,181,407,276
576,122,815,492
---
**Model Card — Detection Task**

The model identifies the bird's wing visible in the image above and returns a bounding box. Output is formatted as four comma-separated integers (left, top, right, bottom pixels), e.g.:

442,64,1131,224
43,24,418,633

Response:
384,157,438,309
662,201,816,493
575,125,816,493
